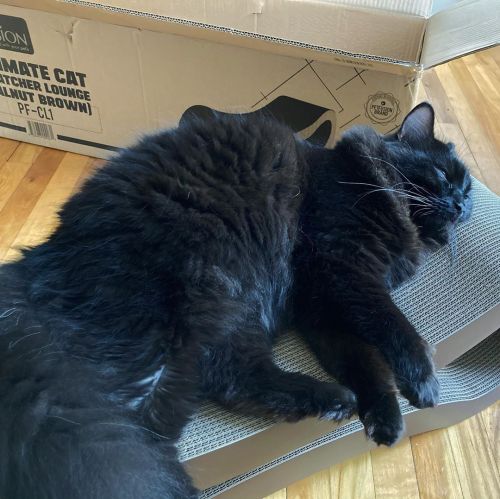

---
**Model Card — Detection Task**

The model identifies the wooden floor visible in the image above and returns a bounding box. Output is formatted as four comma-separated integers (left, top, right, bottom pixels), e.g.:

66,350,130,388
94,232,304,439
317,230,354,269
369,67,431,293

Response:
0,47,498,498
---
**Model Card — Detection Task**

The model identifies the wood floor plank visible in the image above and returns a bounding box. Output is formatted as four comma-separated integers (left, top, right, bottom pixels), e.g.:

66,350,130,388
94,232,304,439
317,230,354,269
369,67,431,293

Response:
3,152,92,262
435,62,500,193
264,490,287,499
474,50,500,84
0,161,33,214
421,69,458,125
486,45,500,69
370,438,420,499
331,452,375,499
0,137,19,164
0,148,65,261
448,58,500,156
480,401,500,470
8,142,43,165
287,468,331,499
0,143,48,212
411,429,464,499
464,53,500,103
446,414,500,499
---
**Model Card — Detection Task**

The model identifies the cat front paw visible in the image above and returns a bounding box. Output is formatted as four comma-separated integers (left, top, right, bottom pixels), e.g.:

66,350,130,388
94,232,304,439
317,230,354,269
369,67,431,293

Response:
361,394,404,446
317,384,357,421
396,339,440,408
400,372,440,408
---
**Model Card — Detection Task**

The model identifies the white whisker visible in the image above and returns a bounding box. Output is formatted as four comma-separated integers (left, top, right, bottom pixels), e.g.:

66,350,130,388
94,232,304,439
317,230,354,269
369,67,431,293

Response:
360,154,434,197
0,308,17,319
8,330,43,350
97,422,170,440
47,415,81,426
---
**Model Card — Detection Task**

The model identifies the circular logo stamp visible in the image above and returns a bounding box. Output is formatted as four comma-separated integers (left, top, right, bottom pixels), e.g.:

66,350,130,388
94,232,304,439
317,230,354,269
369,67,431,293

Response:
365,92,400,124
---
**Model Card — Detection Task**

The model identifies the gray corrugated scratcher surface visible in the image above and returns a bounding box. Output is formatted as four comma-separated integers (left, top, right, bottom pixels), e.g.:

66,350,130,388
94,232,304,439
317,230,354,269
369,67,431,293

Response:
201,331,500,498
179,178,500,462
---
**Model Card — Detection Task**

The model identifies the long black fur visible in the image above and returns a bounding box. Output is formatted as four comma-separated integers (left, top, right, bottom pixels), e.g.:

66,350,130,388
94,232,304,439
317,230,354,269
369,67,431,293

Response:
0,102,472,497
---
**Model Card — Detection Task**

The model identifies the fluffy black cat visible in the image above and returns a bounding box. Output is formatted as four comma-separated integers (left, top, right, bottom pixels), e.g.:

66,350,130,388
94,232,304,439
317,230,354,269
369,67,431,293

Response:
0,102,472,498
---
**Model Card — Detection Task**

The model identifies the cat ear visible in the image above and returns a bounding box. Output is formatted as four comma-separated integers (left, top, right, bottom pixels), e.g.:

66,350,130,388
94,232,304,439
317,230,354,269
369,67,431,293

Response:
398,102,435,143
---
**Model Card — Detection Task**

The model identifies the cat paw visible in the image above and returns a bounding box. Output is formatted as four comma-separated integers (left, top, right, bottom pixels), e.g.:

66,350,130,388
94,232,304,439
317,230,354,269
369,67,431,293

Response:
318,384,357,421
361,394,404,447
395,339,440,409
400,372,440,409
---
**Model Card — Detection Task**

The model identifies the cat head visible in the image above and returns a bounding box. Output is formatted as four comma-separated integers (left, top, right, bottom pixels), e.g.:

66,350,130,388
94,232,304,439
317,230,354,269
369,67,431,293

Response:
385,102,472,228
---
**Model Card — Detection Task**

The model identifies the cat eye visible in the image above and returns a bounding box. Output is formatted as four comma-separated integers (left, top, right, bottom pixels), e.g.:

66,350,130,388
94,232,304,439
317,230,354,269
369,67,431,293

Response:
435,167,451,184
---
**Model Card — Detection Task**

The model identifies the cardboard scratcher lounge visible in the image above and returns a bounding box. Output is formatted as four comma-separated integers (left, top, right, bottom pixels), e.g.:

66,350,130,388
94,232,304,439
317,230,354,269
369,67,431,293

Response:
178,178,500,498
195,332,500,498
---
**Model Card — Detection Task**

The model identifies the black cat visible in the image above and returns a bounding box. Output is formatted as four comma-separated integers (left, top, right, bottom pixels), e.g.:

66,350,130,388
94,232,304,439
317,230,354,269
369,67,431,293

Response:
0,103,471,498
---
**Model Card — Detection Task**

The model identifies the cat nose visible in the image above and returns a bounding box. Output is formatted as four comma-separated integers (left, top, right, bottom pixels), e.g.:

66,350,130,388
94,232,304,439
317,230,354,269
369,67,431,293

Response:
453,201,463,213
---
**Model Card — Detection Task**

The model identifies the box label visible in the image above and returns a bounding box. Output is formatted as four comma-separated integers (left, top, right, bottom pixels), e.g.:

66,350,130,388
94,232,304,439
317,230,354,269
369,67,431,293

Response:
0,56,101,135
0,15,33,55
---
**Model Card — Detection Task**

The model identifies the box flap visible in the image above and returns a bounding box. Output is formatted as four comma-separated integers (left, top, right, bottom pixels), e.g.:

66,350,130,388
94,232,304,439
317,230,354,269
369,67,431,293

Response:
422,0,500,68
0,0,429,67
78,1,434,18
59,0,428,62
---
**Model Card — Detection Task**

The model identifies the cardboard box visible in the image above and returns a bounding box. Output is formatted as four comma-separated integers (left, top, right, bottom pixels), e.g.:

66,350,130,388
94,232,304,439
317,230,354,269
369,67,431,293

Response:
0,0,498,158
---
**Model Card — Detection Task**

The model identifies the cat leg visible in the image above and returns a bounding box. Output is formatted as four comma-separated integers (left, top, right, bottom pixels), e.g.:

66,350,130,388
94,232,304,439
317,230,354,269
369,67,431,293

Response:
337,287,438,409
201,335,356,423
140,346,202,441
145,284,356,423
300,328,404,446
295,260,439,409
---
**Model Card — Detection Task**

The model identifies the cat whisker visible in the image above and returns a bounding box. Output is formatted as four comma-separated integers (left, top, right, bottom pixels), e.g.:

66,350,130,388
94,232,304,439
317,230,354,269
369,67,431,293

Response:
407,201,431,206
360,154,434,197
97,422,170,441
8,330,43,350
339,181,433,207
408,203,433,210
394,193,432,205
415,206,434,215
47,415,81,426
0,307,18,319
362,155,448,208
391,185,433,204
351,187,433,208
46,417,170,442
413,208,434,217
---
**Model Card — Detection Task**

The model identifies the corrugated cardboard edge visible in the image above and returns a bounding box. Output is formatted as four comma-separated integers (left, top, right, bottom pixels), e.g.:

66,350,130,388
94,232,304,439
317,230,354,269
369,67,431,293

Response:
2,0,422,76
72,0,428,62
